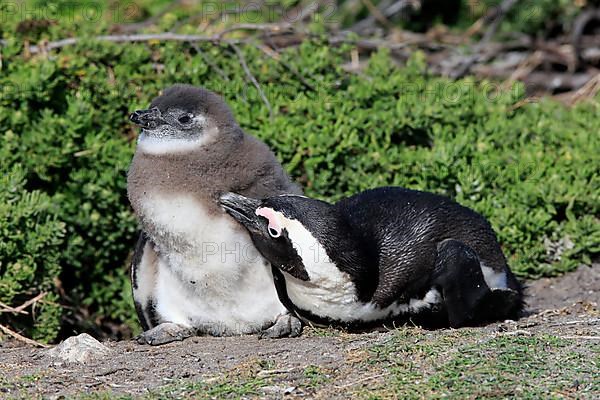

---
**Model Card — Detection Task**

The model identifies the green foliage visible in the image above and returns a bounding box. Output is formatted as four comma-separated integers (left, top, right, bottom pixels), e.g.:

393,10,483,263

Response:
262,47,599,278
338,1,585,36
0,2,598,341
472,0,583,36
0,164,64,341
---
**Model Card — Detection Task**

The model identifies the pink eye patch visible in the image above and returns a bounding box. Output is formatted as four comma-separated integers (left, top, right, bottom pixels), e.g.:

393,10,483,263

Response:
256,207,282,237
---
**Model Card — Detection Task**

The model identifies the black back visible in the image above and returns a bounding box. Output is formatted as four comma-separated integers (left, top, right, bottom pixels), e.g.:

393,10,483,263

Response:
335,187,510,307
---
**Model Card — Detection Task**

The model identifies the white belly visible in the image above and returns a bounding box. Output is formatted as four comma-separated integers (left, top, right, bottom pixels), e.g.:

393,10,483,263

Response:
284,273,442,323
140,193,285,334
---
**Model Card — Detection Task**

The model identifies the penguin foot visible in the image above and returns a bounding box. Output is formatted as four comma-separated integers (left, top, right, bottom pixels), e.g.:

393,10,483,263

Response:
259,314,303,339
136,322,195,345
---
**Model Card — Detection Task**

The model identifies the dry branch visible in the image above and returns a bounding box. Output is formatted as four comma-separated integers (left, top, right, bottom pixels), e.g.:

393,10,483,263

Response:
16,33,239,54
567,72,600,104
229,42,273,120
572,8,600,68
0,12,597,99
0,292,47,315
0,301,28,315
190,43,230,81
336,372,390,389
0,323,50,348
479,0,519,44
216,22,296,40
253,43,316,91
360,0,393,29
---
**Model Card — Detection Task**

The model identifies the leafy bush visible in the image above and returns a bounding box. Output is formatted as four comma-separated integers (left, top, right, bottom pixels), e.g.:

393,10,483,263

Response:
0,2,598,342
471,0,584,36
0,164,64,342
338,0,585,35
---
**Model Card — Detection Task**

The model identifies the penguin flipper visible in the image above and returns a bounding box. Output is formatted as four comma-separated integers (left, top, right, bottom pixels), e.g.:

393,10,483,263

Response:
131,232,162,331
432,239,491,328
136,322,196,345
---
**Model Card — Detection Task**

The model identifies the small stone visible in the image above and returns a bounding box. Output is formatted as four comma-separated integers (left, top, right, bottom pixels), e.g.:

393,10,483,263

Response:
260,385,283,394
284,386,296,394
46,333,110,364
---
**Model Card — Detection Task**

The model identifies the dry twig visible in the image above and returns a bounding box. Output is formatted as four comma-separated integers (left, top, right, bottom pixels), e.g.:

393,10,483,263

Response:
15,33,239,54
501,50,544,90
190,43,230,81
480,0,519,44
572,8,600,68
256,367,299,378
0,323,50,348
549,318,600,327
360,0,393,29
0,301,28,315
336,372,390,389
229,42,274,120
566,72,600,104
451,0,519,78
252,43,315,91
558,335,600,341
216,22,295,40
0,292,47,315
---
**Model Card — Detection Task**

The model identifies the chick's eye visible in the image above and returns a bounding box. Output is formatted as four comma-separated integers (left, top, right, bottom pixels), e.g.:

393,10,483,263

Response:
178,115,192,124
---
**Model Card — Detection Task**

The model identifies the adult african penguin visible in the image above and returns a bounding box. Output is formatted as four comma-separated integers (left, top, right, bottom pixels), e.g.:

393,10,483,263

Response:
127,85,303,344
219,187,524,329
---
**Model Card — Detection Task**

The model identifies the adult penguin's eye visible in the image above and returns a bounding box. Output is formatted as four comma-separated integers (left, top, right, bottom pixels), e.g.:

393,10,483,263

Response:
268,227,281,238
178,114,192,124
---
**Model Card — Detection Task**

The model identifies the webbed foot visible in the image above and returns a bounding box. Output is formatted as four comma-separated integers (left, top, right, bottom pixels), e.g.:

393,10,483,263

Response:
259,313,303,339
136,322,195,345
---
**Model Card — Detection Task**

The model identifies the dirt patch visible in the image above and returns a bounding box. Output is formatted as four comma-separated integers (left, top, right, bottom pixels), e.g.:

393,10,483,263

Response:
1,265,598,399
526,265,599,311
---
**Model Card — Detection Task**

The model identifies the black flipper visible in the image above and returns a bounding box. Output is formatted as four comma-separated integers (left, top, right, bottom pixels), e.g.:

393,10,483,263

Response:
131,232,151,331
131,232,160,331
432,239,491,328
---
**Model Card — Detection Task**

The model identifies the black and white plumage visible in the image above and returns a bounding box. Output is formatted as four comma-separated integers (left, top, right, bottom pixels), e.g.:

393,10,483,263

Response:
127,85,302,345
219,187,524,329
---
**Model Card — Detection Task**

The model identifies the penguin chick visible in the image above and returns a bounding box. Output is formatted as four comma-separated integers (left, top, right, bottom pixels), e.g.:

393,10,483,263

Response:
219,187,524,329
127,85,302,345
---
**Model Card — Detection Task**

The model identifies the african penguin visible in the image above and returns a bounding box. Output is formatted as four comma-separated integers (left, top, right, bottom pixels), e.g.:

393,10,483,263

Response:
219,187,524,329
127,84,303,345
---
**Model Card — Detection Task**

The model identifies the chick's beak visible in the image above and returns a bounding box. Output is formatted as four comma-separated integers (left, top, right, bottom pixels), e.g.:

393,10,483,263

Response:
219,193,264,233
129,107,166,129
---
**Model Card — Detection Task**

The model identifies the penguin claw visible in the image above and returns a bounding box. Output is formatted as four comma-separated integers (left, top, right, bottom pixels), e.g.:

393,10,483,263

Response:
136,322,195,345
259,314,303,339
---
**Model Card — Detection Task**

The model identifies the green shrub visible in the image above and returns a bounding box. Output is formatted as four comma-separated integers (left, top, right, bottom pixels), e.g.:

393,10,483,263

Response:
0,3,598,341
0,163,64,342
465,0,583,36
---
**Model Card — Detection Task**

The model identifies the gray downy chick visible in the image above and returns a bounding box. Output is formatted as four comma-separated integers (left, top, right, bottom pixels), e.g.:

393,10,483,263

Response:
127,85,302,345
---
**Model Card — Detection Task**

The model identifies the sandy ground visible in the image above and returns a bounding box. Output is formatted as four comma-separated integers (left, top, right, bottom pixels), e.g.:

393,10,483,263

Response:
0,265,598,399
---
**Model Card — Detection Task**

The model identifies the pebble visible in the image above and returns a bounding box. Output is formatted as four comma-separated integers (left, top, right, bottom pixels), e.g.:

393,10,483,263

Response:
46,333,111,364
